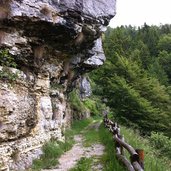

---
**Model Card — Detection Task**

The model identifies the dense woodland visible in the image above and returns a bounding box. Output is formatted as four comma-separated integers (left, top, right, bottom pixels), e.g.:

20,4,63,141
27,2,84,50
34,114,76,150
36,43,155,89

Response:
90,24,171,137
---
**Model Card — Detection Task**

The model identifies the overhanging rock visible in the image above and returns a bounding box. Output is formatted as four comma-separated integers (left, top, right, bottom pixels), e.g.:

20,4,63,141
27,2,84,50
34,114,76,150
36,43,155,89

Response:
0,0,116,170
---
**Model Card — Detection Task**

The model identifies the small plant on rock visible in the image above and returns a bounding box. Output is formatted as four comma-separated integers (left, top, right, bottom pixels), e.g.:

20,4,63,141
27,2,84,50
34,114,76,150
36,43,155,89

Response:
0,49,18,81
0,49,17,67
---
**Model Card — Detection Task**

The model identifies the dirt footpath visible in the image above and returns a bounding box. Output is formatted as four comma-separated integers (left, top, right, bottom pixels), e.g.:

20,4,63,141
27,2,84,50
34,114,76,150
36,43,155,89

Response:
43,122,104,171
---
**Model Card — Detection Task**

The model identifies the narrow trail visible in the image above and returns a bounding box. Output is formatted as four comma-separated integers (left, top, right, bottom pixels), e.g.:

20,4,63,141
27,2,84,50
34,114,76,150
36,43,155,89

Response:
43,121,104,171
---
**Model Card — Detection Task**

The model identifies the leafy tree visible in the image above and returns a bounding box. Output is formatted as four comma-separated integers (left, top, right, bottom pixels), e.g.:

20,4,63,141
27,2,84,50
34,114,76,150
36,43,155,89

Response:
158,50,171,82
148,59,169,85
90,25,171,136
157,34,171,52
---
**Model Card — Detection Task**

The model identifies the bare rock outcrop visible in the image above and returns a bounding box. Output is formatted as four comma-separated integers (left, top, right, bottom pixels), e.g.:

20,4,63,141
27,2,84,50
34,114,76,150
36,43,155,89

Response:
0,0,116,170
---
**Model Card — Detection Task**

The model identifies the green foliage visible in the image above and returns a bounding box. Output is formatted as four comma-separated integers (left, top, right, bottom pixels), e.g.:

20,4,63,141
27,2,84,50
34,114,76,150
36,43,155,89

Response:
42,141,63,159
68,90,105,118
68,90,86,113
83,120,101,147
68,89,89,120
0,49,18,81
32,140,67,170
120,126,171,171
0,49,17,68
70,118,93,134
90,24,171,136
148,60,169,85
83,98,99,116
157,34,171,52
150,132,171,159
98,124,125,171
138,24,159,57
69,157,93,171
0,67,18,81
158,50,171,82
91,55,171,135
32,138,75,170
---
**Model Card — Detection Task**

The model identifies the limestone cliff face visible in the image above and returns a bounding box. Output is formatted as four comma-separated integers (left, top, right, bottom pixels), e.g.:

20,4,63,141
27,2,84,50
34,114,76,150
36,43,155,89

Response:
0,0,116,170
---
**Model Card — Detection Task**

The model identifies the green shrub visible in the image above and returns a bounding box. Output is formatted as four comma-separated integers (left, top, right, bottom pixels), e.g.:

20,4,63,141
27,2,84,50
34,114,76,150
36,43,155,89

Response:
68,90,86,113
0,49,18,81
83,98,99,116
32,140,64,170
71,118,93,134
0,67,18,81
80,118,102,147
121,126,171,171
150,132,171,159
0,49,17,68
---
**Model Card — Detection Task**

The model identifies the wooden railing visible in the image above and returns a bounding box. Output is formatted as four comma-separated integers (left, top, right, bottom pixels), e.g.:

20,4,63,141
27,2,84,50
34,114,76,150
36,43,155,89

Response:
103,115,144,171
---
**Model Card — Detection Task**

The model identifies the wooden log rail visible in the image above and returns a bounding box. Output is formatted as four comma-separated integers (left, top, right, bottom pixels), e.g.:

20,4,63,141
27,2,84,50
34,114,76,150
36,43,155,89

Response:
103,115,144,171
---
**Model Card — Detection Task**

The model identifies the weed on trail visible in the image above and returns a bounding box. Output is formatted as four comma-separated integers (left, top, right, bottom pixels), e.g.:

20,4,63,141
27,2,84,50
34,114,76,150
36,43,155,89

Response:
32,140,73,170
69,157,93,171
83,121,101,147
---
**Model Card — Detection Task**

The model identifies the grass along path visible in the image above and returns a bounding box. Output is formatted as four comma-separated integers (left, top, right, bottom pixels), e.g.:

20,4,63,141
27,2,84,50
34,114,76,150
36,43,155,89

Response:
70,121,105,171
40,119,105,171
98,122,171,171
31,117,170,171
31,119,92,170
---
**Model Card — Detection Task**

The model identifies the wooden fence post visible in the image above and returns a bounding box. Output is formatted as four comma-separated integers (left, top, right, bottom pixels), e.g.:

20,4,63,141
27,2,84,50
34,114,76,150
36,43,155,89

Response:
120,135,124,155
103,117,144,171
135,149,144,169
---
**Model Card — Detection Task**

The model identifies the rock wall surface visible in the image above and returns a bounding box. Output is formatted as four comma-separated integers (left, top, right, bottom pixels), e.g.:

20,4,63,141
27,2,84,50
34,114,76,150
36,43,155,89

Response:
0,0,116,170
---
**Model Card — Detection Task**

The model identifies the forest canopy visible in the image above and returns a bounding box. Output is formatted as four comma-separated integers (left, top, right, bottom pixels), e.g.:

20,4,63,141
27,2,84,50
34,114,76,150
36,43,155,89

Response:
90,24,171,136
